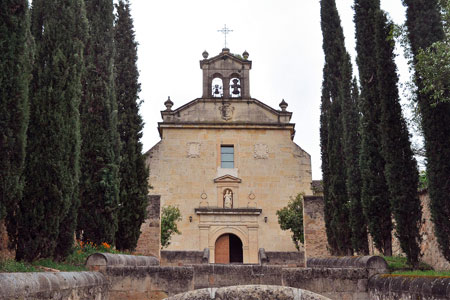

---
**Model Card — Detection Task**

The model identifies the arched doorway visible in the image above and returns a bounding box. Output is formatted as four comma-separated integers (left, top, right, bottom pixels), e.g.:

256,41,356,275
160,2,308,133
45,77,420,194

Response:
215,233,243,264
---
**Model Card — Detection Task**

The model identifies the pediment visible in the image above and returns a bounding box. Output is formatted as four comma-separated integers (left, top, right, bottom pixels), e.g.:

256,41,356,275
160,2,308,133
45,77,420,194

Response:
213,174,242,183
161,98,292,124
200,52,250,69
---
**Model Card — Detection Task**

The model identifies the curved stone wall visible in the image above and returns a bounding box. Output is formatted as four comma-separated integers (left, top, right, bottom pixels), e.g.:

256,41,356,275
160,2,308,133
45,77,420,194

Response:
86,252,159,268
0,271,108,300
165,285,331,300
307,255,388,270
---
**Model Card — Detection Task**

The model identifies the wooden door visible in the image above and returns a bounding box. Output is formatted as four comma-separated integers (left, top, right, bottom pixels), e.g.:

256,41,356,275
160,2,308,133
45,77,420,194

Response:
215,234,230,263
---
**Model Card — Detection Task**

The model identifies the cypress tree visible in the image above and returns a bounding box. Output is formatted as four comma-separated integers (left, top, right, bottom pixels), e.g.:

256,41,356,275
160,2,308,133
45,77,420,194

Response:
0,0,32,247
403,0,450,261
320,76,336,253
114,0,149,251
354,0,393,256
78,0,120,246
16,0,87,261
375,11,422,266
320,0,353,255
345,78,369,255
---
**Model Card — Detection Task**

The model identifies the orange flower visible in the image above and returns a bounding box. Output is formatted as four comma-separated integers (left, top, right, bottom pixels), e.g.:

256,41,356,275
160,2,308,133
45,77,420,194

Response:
101,242,111,249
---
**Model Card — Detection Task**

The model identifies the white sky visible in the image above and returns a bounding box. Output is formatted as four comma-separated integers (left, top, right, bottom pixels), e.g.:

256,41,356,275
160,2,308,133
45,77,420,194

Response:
129,0,409,180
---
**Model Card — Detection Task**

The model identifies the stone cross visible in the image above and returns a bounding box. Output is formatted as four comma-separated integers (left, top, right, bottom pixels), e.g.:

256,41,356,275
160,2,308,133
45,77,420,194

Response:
218,24,233,48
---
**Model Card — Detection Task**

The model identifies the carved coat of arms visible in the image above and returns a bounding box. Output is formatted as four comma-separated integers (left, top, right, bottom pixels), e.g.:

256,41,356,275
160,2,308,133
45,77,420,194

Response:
219,103,234,121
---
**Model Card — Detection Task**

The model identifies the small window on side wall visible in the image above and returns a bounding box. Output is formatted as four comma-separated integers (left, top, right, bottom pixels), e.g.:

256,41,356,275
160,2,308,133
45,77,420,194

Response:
221,145,234,168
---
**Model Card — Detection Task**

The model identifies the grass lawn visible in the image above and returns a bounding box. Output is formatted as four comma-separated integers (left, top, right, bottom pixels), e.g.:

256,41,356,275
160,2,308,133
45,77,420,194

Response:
383,256,450,277
0,240,128,273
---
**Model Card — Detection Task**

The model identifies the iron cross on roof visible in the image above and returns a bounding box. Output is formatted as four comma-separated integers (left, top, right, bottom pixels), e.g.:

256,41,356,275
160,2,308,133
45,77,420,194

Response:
218,24,233,48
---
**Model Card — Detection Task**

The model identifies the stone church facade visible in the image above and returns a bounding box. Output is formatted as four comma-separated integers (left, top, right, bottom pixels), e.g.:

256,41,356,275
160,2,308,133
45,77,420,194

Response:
136,48,313,264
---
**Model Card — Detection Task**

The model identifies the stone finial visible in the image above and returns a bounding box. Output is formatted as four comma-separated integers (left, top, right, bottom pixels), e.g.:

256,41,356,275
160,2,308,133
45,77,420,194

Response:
279,99,288,111
243,50,249,60
164,96,174,111
222,48,230,54
202,50,209,59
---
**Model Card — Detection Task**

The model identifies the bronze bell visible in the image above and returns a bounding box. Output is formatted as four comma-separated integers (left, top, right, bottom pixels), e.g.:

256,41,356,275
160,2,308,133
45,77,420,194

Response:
232,79,241,95
214,85,220,95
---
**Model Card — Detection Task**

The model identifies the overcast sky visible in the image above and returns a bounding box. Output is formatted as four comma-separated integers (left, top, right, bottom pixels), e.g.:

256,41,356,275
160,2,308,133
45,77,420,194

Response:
129,0,409,180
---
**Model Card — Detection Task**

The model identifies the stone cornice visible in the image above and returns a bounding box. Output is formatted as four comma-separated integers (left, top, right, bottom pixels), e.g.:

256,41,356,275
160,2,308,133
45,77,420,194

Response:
195,208,262,215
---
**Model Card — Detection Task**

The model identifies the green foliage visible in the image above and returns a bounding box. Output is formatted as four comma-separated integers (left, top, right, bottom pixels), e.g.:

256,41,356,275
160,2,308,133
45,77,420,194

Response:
376,10,422,266
0,240,128,272
114,0,149,252
31,259,86,272
418,171,428,190
16,0,87,262
382,255,432,272
0,0,32,248
403,0,450,262
64,240,121,267
0,259,38,272
161,205,182,249
320,0,354,255
414,0,450,104
392,270,450,276
346,79,369,255
354,0,393,256
276,193,304,251
78,0,121,246
320,79,335,253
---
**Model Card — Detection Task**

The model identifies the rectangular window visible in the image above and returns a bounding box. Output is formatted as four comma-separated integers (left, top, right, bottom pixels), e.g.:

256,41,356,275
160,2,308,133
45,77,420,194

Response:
221,145,234,168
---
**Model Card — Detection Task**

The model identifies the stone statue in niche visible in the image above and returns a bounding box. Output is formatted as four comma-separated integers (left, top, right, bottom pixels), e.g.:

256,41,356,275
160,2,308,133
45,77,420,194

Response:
223,189,233,208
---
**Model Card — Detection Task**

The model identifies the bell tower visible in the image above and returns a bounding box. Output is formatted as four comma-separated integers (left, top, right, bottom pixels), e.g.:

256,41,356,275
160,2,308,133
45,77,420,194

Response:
200,48,252,99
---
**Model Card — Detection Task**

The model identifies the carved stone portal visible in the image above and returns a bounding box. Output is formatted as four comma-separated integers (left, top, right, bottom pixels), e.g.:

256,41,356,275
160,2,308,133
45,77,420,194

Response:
254,144,269,159
223,189,233,208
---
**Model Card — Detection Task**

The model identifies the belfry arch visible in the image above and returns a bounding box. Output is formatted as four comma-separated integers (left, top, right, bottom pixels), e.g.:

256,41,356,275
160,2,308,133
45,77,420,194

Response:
200,48,251,99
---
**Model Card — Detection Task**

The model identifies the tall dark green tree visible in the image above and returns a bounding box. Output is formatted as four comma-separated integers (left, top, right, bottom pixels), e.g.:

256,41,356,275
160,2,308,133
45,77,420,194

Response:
345,78,369,254
78,0,120,246
114,0,149,251
0,0,32,248
375,11,421,266
403,0,450,261
354,0,393,256
320,77,336,253
320,0,354,255
16,0,87,261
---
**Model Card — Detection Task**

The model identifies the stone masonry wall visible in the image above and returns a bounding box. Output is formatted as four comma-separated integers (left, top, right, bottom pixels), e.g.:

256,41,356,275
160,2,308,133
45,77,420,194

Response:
86,254,390,300
369,274,450,300
303,196,329,262
307,193,450,271
0,271,108,300
417,191,450,270
368,191,450,271
160,250,205,266
145,127,312,257
135,195,160,259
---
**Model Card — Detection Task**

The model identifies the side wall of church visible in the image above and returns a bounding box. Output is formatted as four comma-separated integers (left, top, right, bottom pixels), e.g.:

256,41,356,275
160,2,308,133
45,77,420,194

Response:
144,127,312,253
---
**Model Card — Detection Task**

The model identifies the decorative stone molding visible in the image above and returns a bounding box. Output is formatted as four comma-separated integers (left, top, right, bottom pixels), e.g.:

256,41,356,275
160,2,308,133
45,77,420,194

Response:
194,207,262,215
187,142,201,158
219,103,234,121
254,143,269,159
